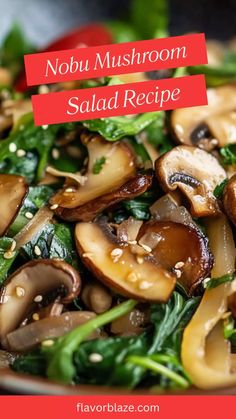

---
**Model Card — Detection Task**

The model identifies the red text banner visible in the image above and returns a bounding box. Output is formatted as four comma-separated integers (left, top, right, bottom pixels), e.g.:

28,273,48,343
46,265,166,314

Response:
0,395,234,419
32,75,207,126
25,33,207,86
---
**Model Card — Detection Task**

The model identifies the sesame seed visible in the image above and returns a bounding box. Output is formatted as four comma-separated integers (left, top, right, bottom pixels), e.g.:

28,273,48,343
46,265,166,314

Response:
136,256,144,265
34,295,43,303
1,295,9,304
38,85,50,94
50,204,59,210
16,149,26,157
52,148,60,160
34,245,42,256
89,353,103,363
139,281,152,290
32,313,40,321
64,187,74,193
42,339,54,347
16,286,25,298
3,251,16,259
25,211,34,219
128,240,137,245
140,243,152,253
42,125,48,130
9,142,17,152
127,272,138,282
175,269,182,279
110,248,123,257
174,261,185,269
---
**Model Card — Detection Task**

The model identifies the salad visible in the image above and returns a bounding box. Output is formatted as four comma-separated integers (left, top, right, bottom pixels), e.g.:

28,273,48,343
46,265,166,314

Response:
0,0,236,393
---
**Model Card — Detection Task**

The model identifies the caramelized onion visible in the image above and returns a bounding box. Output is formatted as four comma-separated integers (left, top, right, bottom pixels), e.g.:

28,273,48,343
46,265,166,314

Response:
6,311,98,352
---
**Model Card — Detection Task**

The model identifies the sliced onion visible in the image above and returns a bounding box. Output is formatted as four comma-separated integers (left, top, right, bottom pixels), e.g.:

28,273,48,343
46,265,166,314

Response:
150,194,194,226
6,311,99,352
206,214,236,277
182,280,236,389
14,206,53,249
117,217,143,243
205,321,231,373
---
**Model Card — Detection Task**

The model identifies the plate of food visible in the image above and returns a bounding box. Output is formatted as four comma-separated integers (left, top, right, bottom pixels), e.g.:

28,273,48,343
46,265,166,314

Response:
0,0,236,395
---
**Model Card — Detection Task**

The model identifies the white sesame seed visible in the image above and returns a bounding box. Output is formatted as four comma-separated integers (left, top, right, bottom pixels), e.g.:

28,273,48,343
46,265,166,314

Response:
34,245,42,256
127,272,138,282
89,353,103,363
34,295,43,303
3,251,15,259
16,149,26,157
140,243,152,253
50,204,59,210
42,125,48,130
41,339,54,347
64,188,74,193
52,148,60,160
32,313,40,321
136,256,144,265
38,85,50,94
1,295,9,304
139,281,153,290
128,240,137,245
175,269,182,279
9,142,17,153
110,248,123,258
16,286,25,298
25,211,34,219
174,261,185,269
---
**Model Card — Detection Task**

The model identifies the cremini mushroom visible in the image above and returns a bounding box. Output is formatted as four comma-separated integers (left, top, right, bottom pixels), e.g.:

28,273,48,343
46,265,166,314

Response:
75,221,176,303
223,174,236,225
0,174,28,236
0,259,81,345
48,133,143,221
54,171,153,222
171,85,236,149
155,145,226,217
137,220,213,294
81,282,112,314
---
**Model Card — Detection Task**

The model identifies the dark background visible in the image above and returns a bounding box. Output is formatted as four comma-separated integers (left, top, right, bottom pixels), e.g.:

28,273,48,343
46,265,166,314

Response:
0,0,236,46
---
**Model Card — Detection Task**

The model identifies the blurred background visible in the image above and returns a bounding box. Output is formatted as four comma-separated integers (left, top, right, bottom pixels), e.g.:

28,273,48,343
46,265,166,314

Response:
0,0,236,47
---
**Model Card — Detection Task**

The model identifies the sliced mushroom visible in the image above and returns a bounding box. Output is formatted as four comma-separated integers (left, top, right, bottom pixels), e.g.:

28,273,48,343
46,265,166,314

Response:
0,259,81,344
75,221,176,303
110,307,149,336
50,134,136,210
81,282,112,314
223,174,236,225
54,172,153,222
155,146,226,217
0,174,28,236
136,220,213,294
171,85,236,149
5,311,99,352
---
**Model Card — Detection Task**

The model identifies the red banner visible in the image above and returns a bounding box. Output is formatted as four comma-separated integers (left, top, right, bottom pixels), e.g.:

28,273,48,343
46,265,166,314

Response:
0,395,234,419
24,33,207,86
32,74,207,126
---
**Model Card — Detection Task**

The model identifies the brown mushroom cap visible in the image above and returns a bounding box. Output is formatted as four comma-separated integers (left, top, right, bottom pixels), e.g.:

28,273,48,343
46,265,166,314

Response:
75,221,176,303
54,172,153,222
0,259,81,342
50,134,136,210
137,220,214,294
171,86,236,149
223,174,236,225
155,145,226,217
0,174,28,236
